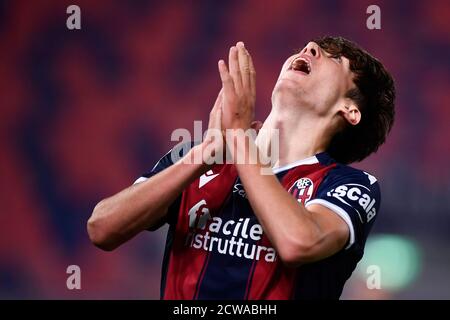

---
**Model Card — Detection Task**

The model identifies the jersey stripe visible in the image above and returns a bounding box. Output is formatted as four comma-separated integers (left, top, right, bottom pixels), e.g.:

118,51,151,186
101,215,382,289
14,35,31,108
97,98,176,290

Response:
163,164,238,299
247,162,336,299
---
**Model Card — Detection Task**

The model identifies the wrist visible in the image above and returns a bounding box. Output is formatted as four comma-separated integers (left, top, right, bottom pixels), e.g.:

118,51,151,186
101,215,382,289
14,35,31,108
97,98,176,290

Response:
191,142,222,169
224,130,255,165
181,144,211,173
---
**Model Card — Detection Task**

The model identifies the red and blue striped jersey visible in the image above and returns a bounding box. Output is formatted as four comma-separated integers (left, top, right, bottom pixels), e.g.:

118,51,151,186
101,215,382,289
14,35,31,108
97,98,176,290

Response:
135,143,381,299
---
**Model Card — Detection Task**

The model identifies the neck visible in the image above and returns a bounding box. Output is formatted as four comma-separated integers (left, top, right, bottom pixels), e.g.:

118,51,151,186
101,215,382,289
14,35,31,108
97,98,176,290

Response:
256,108,332,168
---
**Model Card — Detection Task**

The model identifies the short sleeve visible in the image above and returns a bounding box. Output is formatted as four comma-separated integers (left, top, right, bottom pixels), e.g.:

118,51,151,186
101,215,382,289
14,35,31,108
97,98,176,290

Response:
133,141,194,230
134,141,194,184
306,165,381,250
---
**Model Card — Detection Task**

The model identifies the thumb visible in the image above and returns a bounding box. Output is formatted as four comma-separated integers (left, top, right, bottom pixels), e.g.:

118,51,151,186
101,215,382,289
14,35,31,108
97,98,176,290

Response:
250,120,263,134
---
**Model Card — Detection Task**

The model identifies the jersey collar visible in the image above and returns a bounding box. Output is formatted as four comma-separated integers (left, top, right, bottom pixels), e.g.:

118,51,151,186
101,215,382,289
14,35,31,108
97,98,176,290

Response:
272,151,335,174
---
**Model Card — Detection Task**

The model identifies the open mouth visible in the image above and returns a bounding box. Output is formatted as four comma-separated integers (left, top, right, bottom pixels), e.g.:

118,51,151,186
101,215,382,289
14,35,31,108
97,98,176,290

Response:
290,57,311,75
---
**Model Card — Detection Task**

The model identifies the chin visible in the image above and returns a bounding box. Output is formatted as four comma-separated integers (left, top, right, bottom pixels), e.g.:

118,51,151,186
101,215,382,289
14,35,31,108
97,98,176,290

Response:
272,80,306,109
273,79,296,96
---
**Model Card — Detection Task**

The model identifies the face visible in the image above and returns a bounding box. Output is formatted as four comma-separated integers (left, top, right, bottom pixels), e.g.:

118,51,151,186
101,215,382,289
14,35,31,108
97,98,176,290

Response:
272,41,356,117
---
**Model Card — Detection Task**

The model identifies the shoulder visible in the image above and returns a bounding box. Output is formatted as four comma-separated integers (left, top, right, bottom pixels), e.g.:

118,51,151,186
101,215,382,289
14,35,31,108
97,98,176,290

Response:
315,152,380,192
312,163,381,225
135,141,196,182
306,163,381,250
324,164,380,190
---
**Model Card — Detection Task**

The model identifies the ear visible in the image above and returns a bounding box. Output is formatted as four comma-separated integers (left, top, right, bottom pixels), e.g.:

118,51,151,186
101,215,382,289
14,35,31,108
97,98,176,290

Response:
340,103,361,126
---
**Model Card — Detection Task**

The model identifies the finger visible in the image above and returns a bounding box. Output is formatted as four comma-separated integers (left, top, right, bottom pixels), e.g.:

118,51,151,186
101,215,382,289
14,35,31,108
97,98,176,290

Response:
228,46,242,93
248,51,256,97
211,90,223,129
213,92,223,146
209,104,222,135
209,89,222,119
237,42,250,89
212,88,223,112
215,101,222,133
218,60,235,101
250,120,263,133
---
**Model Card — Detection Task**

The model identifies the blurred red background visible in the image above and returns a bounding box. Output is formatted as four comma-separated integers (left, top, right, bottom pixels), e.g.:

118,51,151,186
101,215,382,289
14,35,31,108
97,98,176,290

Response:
1,0,449,299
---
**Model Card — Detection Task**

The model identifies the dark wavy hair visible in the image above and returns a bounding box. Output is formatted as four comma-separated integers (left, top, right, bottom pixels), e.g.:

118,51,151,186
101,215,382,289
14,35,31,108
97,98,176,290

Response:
311,36,396,164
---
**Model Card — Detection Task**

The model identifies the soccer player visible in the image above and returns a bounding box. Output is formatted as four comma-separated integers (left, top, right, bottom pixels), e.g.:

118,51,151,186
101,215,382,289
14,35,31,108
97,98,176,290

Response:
88,36,395,299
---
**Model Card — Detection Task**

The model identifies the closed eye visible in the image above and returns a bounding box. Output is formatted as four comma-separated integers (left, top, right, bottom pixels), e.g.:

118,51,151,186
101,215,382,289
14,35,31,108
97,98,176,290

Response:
332,56,342,63
324,51,342,63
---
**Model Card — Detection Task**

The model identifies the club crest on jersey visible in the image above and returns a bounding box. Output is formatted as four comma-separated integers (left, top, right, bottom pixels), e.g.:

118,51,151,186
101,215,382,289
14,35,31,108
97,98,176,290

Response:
288,178,314,204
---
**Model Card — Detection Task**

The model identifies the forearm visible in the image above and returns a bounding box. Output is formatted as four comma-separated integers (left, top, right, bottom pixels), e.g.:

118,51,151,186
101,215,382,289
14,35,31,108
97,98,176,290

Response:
233,137,323,263
88,145,208,250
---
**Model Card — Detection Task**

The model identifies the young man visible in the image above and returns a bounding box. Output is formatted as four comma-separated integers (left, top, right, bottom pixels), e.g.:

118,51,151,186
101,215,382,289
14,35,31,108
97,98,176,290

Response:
88,36,395,299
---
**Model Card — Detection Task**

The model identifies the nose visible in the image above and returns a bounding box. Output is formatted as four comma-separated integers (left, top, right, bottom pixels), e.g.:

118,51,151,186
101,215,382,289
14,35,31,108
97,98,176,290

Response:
302,42,320,58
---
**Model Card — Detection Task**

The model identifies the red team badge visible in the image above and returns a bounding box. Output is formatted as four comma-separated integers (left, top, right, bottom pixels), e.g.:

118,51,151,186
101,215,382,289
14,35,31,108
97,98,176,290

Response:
288,178,314,204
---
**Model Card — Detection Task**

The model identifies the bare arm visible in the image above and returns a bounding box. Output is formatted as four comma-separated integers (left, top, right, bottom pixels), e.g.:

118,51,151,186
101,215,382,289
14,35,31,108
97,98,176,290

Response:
234,150,349,266
88,92,224,251
87,146,208,251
